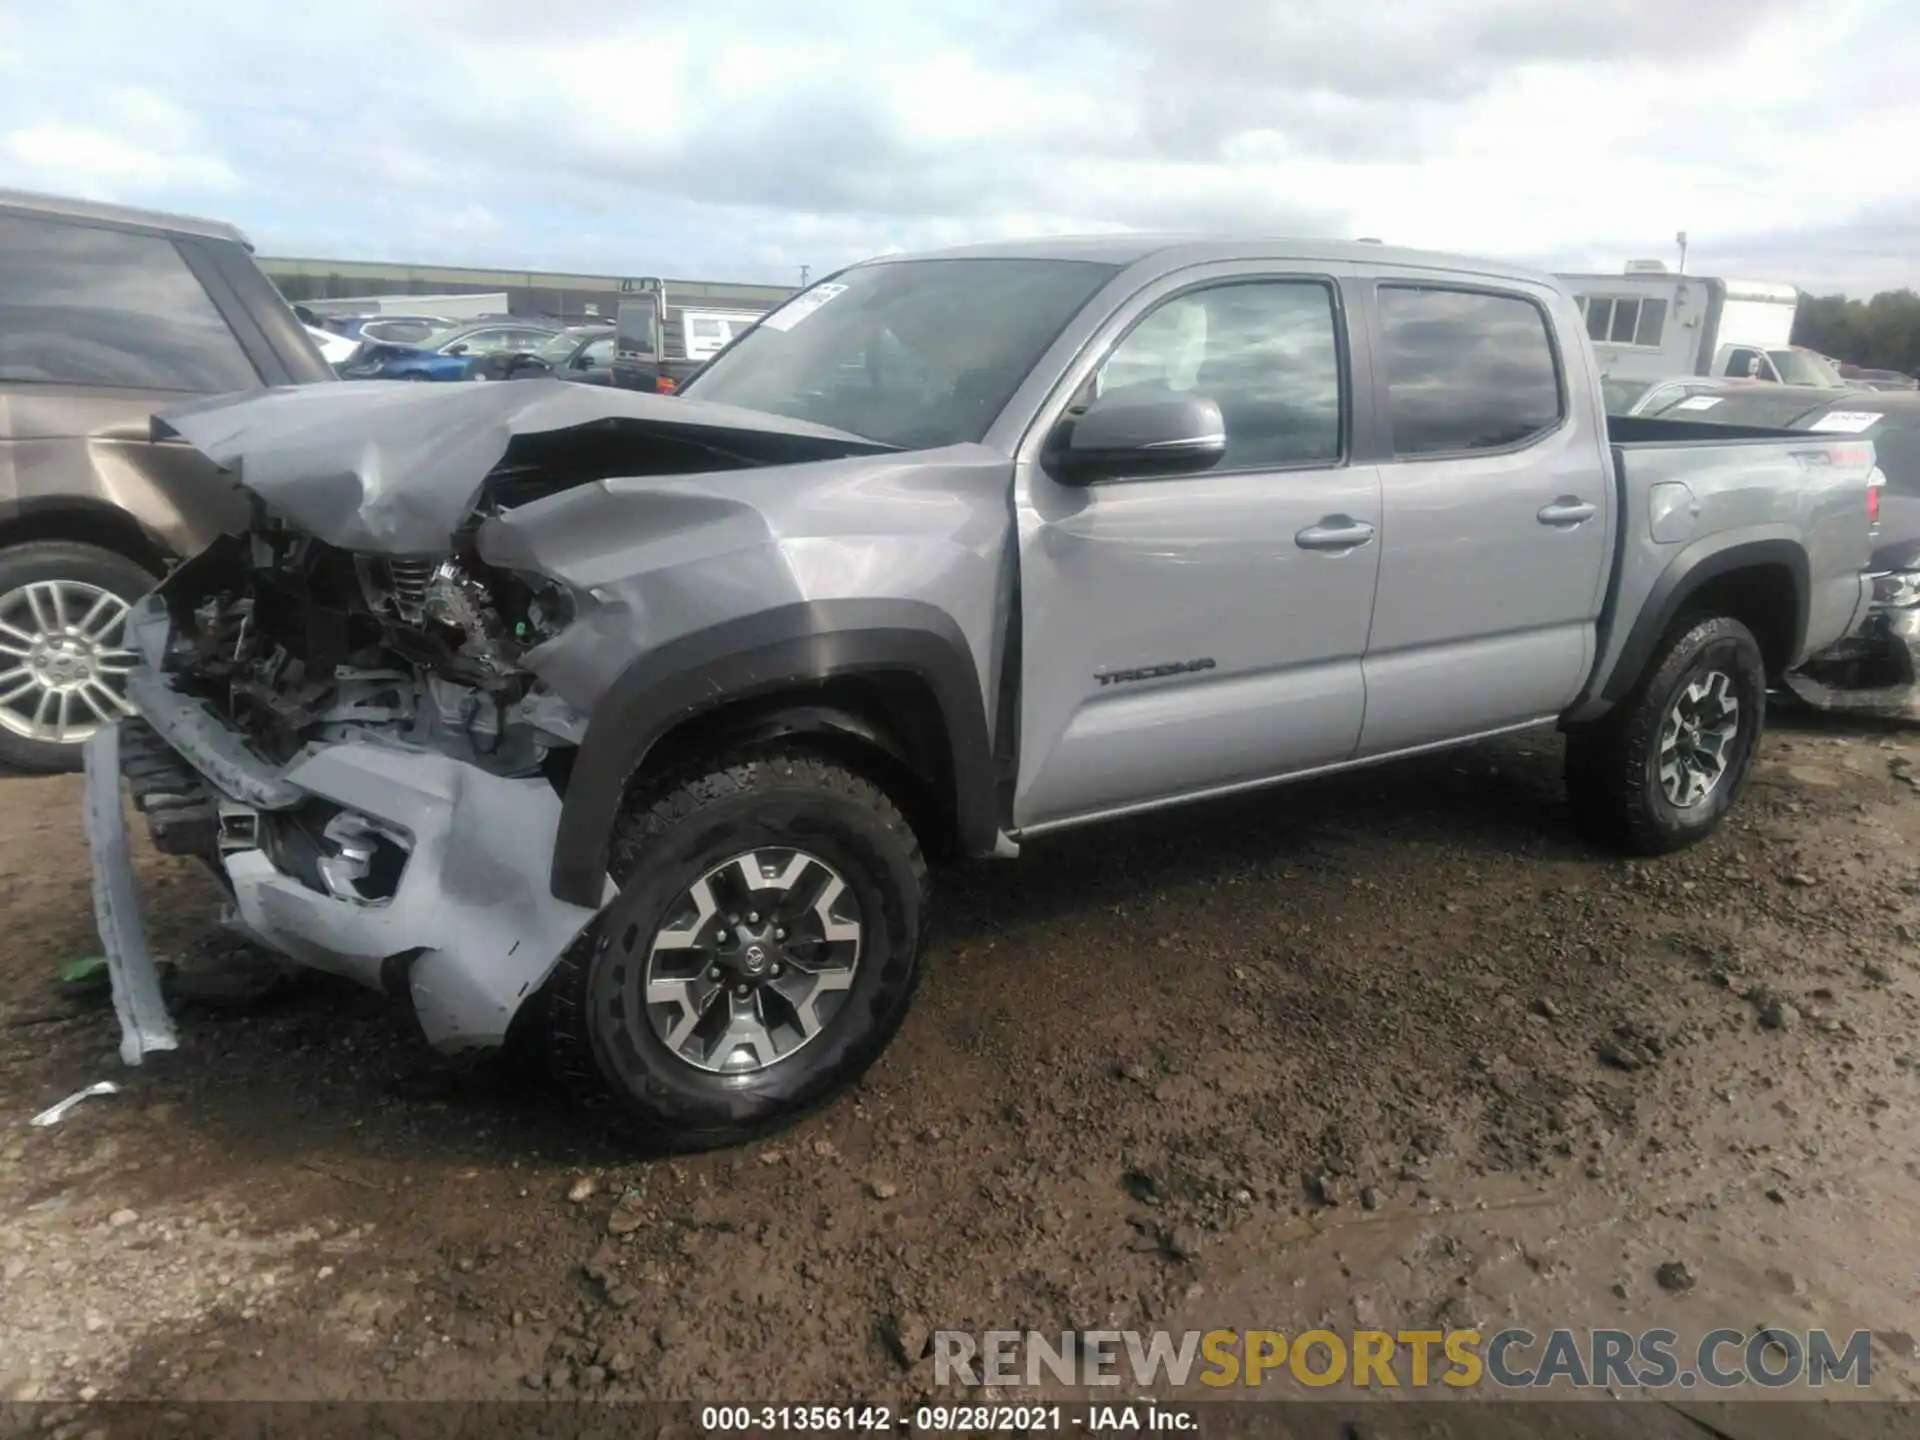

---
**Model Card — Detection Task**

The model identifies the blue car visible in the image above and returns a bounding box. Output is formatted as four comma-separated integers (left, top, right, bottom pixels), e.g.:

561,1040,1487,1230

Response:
337,320,561,382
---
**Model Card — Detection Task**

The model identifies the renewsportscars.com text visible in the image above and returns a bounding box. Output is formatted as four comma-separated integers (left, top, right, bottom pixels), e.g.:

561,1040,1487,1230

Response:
934,1327,1873,1391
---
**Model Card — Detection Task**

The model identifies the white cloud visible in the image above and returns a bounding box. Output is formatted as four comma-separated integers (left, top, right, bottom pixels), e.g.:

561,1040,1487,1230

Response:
2,123,238,196
0,0,1914,293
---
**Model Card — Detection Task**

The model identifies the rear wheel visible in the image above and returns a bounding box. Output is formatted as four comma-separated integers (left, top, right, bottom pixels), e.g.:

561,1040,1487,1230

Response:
1565,614,1766,854
546,748,929,1150
0,542,155,773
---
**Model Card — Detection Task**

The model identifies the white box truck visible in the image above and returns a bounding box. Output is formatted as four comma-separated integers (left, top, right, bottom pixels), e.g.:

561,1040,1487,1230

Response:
1555,263,1843,387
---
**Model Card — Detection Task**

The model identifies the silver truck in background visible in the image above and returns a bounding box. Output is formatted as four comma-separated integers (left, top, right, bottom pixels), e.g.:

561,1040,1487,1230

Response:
93,238,1880,1147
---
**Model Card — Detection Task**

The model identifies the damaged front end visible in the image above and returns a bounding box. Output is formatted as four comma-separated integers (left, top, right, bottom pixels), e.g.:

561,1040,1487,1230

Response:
113,521,601,1051
91,379,898,1052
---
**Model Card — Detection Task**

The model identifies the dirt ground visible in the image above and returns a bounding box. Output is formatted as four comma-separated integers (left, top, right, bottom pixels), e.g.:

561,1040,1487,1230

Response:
2,705,1918,1424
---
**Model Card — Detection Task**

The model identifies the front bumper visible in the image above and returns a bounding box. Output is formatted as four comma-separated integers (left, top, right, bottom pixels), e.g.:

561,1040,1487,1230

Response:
87,604,605,1053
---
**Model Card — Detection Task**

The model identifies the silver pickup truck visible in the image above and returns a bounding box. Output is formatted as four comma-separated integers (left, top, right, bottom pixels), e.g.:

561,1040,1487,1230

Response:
88,237,1880,1147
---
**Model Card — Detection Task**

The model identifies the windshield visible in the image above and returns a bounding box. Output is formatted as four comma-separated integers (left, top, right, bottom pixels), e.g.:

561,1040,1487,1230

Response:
680,258,1118,448
1770,349,1844,387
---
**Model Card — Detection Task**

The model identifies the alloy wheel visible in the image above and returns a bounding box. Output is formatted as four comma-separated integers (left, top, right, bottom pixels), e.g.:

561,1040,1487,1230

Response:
642,847,864,1074
1657,668,1741,808
0,581,137,745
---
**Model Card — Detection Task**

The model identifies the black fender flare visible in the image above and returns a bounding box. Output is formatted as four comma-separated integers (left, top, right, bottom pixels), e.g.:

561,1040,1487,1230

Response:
1597,537,1809,707
548,599,998,907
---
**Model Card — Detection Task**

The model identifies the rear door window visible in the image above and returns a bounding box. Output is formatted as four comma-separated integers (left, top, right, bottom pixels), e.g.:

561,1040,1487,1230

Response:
1377,285,1563,456
0,213,258,392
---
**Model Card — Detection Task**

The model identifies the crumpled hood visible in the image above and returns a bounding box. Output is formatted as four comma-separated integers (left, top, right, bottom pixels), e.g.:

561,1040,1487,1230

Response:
153,378,894,554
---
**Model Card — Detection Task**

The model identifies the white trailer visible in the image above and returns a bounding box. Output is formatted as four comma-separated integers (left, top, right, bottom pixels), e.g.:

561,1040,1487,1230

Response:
1554,264,1840,386
679,308,766,360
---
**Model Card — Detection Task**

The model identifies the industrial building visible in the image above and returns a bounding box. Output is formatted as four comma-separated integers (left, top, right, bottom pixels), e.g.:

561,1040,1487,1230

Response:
258,255,796,327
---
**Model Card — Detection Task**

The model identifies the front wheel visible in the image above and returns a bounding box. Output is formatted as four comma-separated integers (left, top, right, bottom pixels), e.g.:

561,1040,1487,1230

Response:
1565,614,1767,855
546,749,929,1150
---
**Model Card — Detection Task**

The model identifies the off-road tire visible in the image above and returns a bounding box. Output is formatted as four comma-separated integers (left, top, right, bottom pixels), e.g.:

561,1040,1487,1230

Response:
1565,613,1767,855
545,748,929,1150
0,541,159,774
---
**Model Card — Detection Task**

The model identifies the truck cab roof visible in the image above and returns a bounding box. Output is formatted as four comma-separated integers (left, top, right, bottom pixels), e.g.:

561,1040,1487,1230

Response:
864,235,1560,290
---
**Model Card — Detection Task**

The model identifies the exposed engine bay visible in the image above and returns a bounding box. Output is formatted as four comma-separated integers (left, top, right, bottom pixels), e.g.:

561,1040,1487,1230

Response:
137,380,903,785
153,512,576,776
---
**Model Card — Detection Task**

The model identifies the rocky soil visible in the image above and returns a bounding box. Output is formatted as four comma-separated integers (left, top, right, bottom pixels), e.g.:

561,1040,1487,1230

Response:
1,707,1917,1430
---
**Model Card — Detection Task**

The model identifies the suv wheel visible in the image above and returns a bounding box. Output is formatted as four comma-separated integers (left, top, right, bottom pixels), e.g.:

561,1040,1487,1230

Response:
0,542,156,773
546,748,929,1149
1565,614,1767,855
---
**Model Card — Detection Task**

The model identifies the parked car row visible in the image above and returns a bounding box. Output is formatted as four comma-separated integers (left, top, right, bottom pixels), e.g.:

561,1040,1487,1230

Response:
297,307,625,387
335,319,563,382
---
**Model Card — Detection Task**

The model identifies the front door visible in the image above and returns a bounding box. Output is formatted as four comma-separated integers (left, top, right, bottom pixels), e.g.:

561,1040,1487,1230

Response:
1011,267,1382,831
1354,273,1613,756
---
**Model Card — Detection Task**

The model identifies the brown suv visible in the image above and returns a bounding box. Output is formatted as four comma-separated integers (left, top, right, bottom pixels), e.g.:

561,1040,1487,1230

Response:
0,189,334,770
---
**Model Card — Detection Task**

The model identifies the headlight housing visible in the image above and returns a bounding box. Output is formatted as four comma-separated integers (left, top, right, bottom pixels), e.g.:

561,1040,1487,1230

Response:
1872,570,1920,609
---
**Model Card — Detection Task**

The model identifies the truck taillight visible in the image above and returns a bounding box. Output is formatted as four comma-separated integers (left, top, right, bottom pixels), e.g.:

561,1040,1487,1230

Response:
1869,485,1881,524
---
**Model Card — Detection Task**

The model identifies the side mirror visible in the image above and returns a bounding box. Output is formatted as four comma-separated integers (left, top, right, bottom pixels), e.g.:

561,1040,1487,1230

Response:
445,342,469,356
1050,390,1226,484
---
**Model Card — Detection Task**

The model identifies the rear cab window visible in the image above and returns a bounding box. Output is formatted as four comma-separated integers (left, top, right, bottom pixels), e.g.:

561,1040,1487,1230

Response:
0,213,259,392
1376,284,1564,456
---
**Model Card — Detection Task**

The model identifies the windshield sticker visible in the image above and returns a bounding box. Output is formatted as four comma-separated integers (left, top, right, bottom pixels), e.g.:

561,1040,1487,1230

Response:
1807,411,1883,434
759,282,848,333
1674,396,1722,410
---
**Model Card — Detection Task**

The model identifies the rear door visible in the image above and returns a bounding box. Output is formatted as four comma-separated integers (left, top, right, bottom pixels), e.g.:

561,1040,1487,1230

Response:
1011,262,1382,830
1353,271,1613,755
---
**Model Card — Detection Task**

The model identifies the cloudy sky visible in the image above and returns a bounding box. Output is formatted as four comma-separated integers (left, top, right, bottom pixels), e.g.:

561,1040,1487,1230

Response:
1,0,1915,295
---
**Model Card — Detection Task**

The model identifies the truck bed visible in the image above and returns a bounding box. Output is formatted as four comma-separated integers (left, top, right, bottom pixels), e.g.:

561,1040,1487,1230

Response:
1582,412,1878,712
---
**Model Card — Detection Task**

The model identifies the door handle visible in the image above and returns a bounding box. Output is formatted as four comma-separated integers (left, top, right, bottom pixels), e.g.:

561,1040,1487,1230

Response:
1295,517,1376,552
1538,497,1597,527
